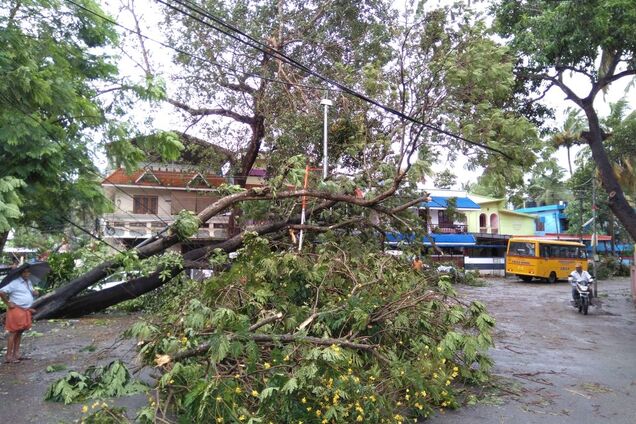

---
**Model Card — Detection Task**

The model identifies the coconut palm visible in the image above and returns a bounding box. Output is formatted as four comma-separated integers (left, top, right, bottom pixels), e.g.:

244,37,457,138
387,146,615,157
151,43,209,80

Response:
552,108,587,177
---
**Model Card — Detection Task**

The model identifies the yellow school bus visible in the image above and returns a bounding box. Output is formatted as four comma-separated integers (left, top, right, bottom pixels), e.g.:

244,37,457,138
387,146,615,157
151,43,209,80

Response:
506,238,588,283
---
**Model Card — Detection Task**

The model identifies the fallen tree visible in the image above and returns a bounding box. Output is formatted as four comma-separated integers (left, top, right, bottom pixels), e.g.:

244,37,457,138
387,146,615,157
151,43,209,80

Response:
93,239,495,423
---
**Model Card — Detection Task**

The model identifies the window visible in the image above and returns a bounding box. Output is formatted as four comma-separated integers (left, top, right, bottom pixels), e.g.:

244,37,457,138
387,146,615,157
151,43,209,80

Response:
539,243,587,259
535,218,545,232
133,195,158,214
508,242,536,257
437,210,453,225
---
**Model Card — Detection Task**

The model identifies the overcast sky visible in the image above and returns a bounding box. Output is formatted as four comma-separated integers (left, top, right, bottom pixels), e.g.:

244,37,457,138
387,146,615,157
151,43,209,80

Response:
102,0,634,189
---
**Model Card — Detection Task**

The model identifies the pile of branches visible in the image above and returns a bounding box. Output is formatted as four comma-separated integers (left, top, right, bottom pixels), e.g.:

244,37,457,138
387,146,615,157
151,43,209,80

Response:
127,235,495,423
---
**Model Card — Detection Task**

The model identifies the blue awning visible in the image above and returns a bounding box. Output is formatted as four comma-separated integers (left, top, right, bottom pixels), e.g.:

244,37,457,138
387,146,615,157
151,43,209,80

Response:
386,233,476,247
420,196,481,210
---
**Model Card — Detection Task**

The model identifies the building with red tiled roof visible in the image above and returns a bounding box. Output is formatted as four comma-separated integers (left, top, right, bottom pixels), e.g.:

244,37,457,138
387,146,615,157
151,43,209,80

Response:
100,164,266,249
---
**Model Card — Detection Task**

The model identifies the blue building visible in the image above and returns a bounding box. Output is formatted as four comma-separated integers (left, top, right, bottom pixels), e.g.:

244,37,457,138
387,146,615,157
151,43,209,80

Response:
513,203,569,235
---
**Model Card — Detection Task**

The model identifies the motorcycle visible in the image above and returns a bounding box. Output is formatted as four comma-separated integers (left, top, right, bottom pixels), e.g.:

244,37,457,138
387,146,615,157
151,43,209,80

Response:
569,276,594,315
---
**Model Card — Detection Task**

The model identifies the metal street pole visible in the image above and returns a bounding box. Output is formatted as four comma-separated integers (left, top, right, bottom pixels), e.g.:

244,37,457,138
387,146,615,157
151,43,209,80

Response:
320,98,333,180
592,176,598,297
579,194,583,243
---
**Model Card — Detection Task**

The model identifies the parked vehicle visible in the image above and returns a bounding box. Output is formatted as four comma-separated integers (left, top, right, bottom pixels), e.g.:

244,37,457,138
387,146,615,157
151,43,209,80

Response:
506,238,587,283
570,275,594,315
92,271,142,291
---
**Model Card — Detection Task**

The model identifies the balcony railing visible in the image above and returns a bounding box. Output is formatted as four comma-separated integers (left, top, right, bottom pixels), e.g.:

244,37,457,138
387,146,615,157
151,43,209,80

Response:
428,223,467,234
101,213,229,240
478,227,499,234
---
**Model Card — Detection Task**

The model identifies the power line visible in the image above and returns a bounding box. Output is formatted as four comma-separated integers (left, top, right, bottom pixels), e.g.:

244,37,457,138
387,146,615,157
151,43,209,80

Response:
160,0,513,159
61,217,124,253
0,93,176,249
62,0,337,93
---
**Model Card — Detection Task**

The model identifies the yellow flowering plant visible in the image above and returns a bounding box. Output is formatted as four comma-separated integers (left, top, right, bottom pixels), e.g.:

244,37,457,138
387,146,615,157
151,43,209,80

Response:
128,236,495,423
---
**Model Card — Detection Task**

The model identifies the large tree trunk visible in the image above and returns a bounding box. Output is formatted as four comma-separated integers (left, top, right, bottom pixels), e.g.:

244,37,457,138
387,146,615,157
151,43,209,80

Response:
41,217,300,318
33,189,267,318
583,105,636,241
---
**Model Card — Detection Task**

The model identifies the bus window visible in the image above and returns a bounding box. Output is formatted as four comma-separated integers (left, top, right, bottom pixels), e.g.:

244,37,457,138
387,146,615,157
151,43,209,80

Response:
508,242,536,257
577,247,587,259
540,245,549,258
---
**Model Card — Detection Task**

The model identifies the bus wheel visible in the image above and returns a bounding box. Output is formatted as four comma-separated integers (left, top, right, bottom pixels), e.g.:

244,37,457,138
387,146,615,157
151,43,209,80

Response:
547,271,557,284
519,275,533,282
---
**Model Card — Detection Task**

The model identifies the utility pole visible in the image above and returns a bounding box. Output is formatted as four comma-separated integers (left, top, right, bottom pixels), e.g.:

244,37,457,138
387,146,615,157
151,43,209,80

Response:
592,176,598,297
320,98,333,180
579,194,583,243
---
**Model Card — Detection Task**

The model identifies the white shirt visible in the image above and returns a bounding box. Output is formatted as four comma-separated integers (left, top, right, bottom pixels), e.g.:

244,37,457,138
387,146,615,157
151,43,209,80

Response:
569,270,592,286
0,277,36,308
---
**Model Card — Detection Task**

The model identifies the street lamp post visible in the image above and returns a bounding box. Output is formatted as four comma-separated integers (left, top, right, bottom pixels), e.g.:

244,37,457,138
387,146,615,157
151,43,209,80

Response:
320,98,333,180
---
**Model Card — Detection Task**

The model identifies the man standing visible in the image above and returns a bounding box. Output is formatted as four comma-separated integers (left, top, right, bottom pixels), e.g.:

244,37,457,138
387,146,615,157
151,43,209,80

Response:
0,264,38,363
569,262,593,302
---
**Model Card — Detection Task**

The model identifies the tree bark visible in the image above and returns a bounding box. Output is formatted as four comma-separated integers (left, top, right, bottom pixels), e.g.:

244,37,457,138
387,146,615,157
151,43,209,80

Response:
40,215,307,318
33,188,269,318
583,104,636,241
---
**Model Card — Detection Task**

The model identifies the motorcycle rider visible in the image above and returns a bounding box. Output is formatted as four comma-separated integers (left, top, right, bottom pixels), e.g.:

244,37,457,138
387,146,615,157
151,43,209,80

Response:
570,262,593,302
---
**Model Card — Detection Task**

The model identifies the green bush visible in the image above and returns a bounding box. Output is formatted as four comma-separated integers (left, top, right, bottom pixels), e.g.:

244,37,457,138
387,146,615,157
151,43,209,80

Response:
595,256,630,279
127,236,495,423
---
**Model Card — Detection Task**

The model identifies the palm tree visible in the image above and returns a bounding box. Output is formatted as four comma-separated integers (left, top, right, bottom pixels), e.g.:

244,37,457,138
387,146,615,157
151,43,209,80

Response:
552,108,586,177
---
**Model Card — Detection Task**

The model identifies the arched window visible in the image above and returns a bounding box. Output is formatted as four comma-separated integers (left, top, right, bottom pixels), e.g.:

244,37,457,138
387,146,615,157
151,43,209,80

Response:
479,213,487,232
490,213,499,234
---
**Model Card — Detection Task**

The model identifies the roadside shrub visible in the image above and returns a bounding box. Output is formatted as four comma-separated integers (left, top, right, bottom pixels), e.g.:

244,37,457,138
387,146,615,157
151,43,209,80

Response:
127,235,495,423
595,256,630,279
458,270,488,286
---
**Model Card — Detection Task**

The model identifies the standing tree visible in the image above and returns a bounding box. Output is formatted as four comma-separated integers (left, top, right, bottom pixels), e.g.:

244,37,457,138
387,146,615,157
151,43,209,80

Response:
551,107,586,177
0,0,118,252
493,0,636,239
32,1,539,319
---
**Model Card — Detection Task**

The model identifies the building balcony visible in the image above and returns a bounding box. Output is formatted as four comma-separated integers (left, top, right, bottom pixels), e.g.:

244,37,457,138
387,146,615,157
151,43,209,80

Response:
479,227,499,234
101,213,229,240
428,223,468,234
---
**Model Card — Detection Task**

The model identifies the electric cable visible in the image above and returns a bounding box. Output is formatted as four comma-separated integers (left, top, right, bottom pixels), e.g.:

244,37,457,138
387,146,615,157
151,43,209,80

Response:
62,0,337,93
161,0,513,159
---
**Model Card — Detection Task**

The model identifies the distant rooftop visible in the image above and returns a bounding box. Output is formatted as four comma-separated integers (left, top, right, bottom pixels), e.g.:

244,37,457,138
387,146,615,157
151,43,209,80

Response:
515,204,566,213
421,196,481,210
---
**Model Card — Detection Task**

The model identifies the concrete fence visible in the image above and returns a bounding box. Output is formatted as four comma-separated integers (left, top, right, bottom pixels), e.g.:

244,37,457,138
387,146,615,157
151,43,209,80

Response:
464,257,506,277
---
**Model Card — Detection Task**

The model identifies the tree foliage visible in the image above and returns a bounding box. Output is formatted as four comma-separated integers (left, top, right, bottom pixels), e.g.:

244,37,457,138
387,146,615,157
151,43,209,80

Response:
492,0,636,239
126,236,494,423
0,0,119,239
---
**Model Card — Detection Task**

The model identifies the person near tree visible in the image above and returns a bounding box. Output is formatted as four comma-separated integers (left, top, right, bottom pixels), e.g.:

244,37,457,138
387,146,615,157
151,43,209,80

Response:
0,264,38,363
412,256,424,271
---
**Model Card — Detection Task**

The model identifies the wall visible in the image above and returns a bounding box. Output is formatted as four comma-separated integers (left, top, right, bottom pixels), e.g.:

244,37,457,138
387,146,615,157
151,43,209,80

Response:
111,188,172,217
464,257,506,276
537,211,561,234
466,200,500,233
499,213,535,236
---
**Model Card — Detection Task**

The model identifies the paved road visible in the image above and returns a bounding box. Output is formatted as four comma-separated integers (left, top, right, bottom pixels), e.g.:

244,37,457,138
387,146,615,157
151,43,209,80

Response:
429,276,636,424
0,313,145,423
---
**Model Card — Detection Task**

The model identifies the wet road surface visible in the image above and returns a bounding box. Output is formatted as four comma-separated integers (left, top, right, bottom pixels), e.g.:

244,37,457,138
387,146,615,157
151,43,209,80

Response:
0,313,146,423
1,278,635,423
429,276,636,424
